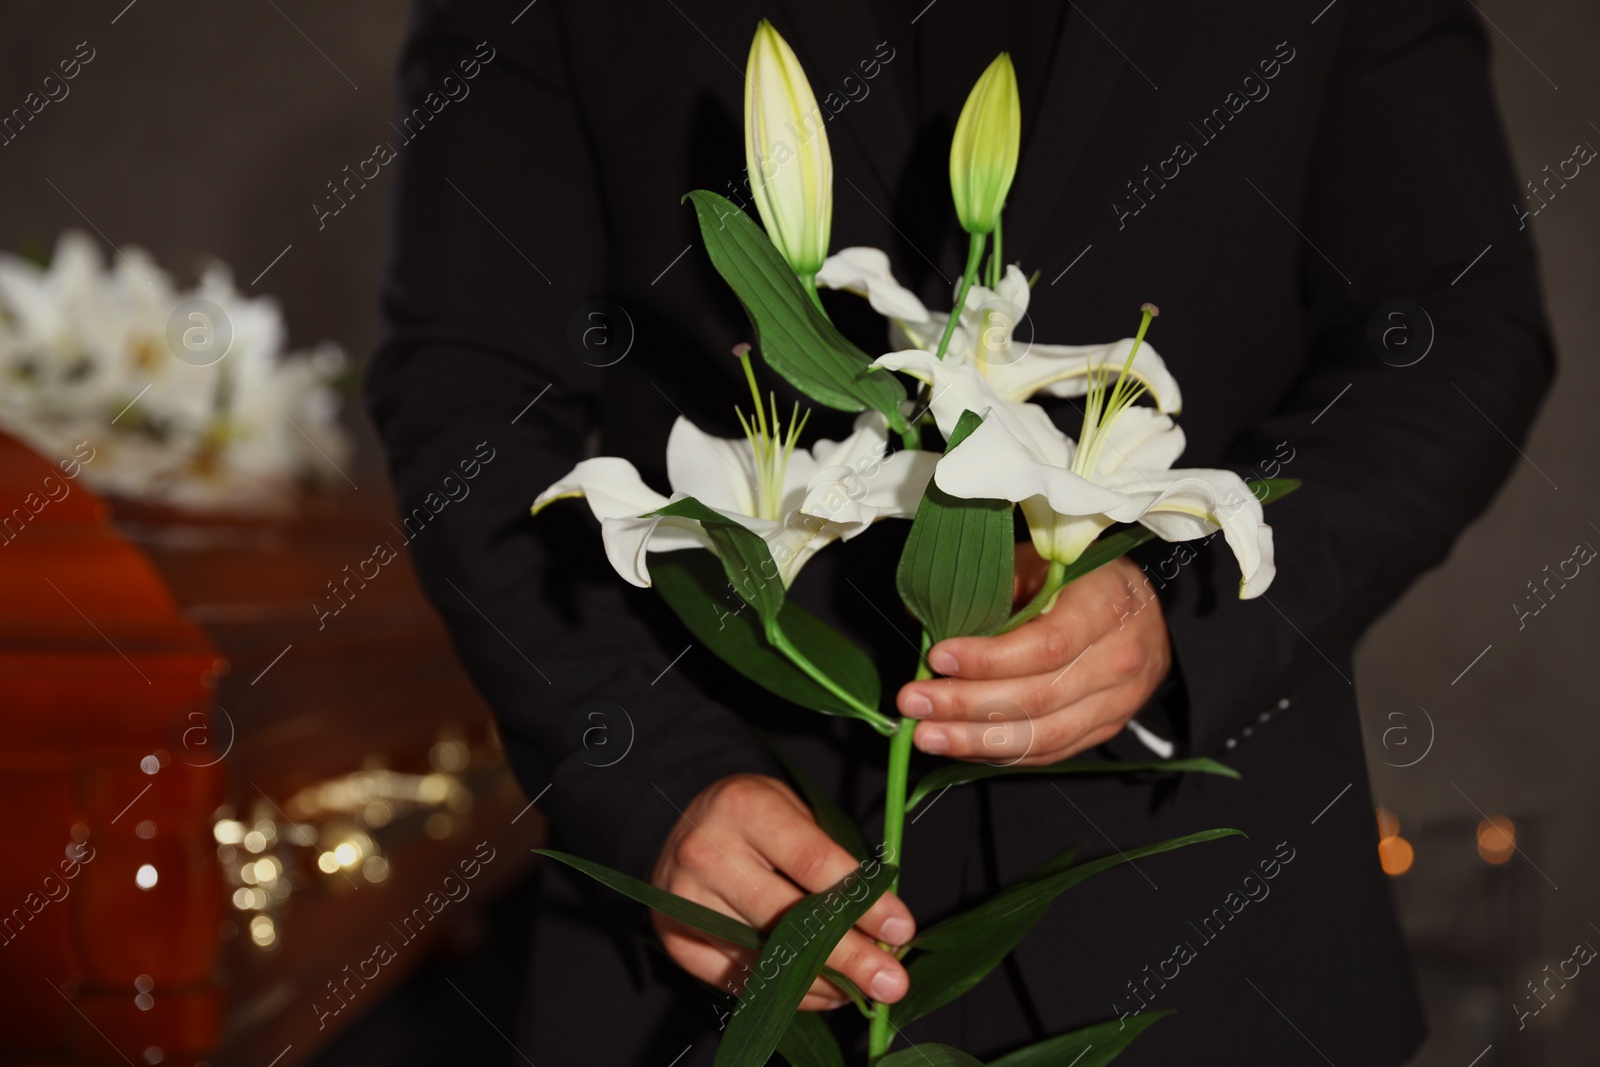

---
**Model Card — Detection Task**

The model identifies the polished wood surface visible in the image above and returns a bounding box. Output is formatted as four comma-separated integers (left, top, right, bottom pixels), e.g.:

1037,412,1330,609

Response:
0,433,541,1066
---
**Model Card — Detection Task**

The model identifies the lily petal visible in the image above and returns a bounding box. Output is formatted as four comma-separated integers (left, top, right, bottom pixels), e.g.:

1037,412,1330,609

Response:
1088,405,1187,481
807,410,891,475
1130,470,1276,598
532,457,695,587
895,266,1031,368
1001,337,1184,413
873,348,1071,466
816,247,931,323
532,456,669,519
934,413,1133,517
801,447,938,533
992,263,1032,314
598,513,712,587
666,416,760,518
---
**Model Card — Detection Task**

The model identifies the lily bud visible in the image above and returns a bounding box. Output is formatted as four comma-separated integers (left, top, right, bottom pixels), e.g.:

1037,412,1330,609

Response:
744,20,833,278
949,53,1021,235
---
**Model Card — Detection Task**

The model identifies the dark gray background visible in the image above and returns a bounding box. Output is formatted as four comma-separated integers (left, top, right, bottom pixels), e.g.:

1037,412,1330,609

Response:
0,2,1592,1064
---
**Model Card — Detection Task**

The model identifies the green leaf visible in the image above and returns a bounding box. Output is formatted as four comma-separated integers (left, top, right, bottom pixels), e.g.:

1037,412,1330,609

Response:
878,1045,987,1067
769,598,887,728
1013,846,1079,887
651,497,786,628
1054,524,1156,587
897,410,1015,643
537,849,761,950
717,859,898,1067
765,741,869,861
776,1011,846,1067
913,828,1243,951
652,550,885,728
684,190,907,426
543,848,868,1017
820,969,873,1020
643,510,886,730
989,1011,1173,1067
893,907,1043,1028
892,829,1242,1026
905,757,1239,812
1248,476,1301,505
877,847,1068,1030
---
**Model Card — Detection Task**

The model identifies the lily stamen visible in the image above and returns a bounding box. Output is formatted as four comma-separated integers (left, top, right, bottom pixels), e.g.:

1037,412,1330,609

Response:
735,346,811,520
1072,303,1158,478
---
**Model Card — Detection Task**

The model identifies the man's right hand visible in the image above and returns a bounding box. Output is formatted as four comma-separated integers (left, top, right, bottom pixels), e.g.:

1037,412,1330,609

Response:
650,773,914,1011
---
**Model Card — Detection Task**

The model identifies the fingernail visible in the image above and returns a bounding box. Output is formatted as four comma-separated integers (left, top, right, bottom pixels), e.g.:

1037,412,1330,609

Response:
880,917,912,945
903,693,933,719
917,727,947,754
870,968,906,1001
928,649,959,675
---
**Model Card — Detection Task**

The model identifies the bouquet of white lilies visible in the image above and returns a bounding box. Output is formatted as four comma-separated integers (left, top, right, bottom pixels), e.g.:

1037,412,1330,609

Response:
534,21,1296,1067
0,232,350,512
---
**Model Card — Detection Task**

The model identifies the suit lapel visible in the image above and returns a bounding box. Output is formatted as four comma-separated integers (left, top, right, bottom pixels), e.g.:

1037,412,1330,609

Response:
1006,0,1157,264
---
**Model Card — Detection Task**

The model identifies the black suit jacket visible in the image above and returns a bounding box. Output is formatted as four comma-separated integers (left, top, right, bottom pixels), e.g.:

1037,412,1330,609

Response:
366,0,1552,1063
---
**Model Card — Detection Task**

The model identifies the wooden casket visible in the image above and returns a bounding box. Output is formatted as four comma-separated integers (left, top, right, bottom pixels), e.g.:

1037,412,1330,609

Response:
0,432,542,1066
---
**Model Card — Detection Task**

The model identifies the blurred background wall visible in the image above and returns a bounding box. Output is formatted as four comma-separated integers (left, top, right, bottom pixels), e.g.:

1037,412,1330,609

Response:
1353,2,1600,1063
0,1,1592,1064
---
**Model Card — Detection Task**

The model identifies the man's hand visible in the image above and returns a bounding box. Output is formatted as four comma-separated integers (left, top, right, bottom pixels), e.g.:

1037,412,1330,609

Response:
896,547,1171,764
650,774,914,1011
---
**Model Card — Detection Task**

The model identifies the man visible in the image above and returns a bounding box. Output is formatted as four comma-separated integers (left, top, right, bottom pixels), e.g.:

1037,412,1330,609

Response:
366,0,1551,1062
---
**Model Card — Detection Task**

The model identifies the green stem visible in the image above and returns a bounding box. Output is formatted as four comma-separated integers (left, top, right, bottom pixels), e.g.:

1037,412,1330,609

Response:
800,272,825,313
868,710,918,1062
881,717,915,891
999,559,1068,634
898,383,929,452
768,625,896,736
932,232,987,362
914,627,935,682
989,216,1003,288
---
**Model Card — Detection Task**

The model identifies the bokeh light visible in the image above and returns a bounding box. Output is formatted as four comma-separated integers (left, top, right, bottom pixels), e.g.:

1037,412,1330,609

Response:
1376,807,1413,877
1477,815,1516,864
1378,835,1415,876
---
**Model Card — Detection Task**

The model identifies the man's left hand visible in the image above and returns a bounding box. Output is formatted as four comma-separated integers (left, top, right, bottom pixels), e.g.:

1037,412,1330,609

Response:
895,548,1171,764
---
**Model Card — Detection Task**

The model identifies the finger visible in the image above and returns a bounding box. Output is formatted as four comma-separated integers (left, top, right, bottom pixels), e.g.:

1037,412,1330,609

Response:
901,661,1122,731
653,888,853,1011
699,860,910,1006
758,833,915,947
696,795,910,1004
658,920,748,990
823,926,910,1004
661,925,851,1012
799,988,851,1012
927,600,1111,682
927,566,1159,682
741,786,916,948
913,683,1134,763
732,851,912,1004
1018,684,1150,764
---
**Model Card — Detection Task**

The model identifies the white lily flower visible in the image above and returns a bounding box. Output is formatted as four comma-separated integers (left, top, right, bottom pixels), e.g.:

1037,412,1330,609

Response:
817,247,1182,413
875,320,1275,599
532,365,936,588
